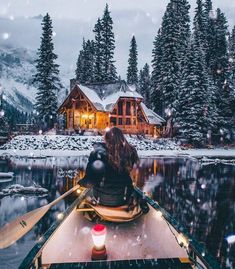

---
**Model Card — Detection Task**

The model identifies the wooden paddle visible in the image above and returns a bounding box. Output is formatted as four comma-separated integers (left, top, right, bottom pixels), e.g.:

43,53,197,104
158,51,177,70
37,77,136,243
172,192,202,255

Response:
0,184,80,249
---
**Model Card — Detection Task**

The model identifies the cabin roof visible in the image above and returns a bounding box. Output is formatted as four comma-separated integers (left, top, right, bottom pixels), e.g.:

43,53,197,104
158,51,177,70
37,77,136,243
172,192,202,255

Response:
59,80,164,126
141,103,165,125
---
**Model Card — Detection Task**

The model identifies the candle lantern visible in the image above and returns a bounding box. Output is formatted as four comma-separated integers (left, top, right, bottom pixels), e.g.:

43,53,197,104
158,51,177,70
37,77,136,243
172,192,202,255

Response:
91,224,107,260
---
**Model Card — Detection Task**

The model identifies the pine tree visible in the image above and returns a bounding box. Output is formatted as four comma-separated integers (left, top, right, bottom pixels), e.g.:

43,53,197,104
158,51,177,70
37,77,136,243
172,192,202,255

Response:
151,29,164,116
83,40,95,83
127,35,138,85
176,36,208,146
93,18,104,82
212,9,229,87
139,63,151,107
75,39,95,83
193,0,207,48
204,0,217,73
193,0,218,134
229,26,235,90
34,13,61,129
151,0,190,116
101,4,117,82
212,9,234,134
75,39,85,83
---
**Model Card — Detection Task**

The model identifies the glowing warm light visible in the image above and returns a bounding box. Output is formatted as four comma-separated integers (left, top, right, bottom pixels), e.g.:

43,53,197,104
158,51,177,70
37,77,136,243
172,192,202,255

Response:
57,213,64,220
76,188,82,194
177,233,189,248
82,114,88,119
91,224,107,250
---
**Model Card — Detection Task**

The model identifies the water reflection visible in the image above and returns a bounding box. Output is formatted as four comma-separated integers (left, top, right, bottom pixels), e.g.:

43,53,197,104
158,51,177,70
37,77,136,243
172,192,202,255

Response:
0,156,234,269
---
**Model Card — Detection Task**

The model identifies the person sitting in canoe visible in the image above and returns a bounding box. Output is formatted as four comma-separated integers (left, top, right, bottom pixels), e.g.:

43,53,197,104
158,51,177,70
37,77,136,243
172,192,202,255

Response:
79,127,148,222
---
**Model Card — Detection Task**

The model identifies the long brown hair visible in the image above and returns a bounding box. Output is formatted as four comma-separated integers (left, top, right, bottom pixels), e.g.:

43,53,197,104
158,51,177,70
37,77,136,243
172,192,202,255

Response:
104,127,139,173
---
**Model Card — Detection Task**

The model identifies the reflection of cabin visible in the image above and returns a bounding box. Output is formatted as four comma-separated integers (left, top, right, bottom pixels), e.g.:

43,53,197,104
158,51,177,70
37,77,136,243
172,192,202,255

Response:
58,80,165,136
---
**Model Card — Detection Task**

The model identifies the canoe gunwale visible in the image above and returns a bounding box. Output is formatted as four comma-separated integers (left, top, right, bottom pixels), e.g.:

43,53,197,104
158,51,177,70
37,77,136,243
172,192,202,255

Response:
18,188,90,269
134,187,222,269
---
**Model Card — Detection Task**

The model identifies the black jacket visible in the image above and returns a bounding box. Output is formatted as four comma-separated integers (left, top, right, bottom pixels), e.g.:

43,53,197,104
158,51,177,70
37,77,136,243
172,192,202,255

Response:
79,142,134,206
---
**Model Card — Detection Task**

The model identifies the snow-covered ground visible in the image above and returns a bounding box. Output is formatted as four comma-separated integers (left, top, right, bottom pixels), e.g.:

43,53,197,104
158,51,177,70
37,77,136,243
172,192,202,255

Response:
0,135,234,158
0,184,48,198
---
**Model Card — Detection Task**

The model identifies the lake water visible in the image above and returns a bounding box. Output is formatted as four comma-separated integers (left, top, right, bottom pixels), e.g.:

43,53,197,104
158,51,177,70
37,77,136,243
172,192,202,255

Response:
0,156,234,269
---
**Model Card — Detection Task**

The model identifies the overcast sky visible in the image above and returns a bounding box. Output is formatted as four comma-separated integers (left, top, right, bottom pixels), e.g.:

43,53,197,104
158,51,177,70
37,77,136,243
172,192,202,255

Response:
0,0,235,80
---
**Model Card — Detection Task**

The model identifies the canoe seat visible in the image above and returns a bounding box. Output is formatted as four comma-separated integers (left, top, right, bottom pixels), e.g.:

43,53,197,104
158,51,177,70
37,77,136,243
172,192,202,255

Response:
77,199,143,222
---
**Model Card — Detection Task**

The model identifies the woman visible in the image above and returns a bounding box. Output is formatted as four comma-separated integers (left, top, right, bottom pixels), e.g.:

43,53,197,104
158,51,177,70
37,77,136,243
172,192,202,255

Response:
79,127,139,207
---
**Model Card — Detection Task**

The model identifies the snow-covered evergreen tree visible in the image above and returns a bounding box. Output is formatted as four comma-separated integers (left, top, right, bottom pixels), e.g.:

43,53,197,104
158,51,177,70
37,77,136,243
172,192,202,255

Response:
127,35,138,85
229,26,235,90
212,9,229,87
176,36,208,146
75,39,85,83
75,39,95,83
139,63,151,107
34,13,61,129
193,0,207,48
151,29,164,116
204,0,217,71
151,0,190,116
101,4,117,82
193,0,218,134
93,18,104,82
83,40,95,83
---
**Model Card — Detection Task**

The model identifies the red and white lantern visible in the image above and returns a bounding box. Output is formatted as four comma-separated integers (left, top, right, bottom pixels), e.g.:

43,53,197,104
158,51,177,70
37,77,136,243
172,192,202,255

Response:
91,224,107,260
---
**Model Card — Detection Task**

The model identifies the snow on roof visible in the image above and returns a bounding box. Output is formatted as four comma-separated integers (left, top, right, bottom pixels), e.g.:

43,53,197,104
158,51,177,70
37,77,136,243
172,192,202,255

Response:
103,89,143,111
77,82,143,112
78,85,105,111
141,103,165,125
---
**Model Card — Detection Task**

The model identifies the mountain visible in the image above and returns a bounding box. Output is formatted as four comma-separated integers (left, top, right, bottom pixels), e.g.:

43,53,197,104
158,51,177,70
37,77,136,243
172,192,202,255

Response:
0,45,36,113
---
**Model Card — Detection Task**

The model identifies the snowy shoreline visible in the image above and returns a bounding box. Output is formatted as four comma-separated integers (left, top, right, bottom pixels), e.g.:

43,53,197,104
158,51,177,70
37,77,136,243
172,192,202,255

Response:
0,135,234,159
0,148,234,159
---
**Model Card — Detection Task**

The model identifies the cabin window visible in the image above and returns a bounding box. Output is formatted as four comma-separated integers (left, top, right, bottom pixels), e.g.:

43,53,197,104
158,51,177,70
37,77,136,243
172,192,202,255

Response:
126,118,131,125
133,102,136,116
118,118,122,125
110,117,117,126
126,101,131,115
118,101,123,115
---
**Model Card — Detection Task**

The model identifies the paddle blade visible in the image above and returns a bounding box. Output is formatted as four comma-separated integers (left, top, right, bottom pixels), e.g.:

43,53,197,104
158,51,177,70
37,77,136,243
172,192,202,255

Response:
0,205,49,249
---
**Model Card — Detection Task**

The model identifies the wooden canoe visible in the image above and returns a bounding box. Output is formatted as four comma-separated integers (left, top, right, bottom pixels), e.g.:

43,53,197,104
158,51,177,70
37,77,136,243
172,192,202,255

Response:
19,187,221,269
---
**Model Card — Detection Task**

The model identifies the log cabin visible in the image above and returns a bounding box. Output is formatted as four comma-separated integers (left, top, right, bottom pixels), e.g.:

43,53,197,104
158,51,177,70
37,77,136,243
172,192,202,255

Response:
58,80,165,137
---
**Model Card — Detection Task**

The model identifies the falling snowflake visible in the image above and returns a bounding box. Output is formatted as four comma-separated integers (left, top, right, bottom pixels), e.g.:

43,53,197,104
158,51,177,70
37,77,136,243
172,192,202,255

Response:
2,32,10,40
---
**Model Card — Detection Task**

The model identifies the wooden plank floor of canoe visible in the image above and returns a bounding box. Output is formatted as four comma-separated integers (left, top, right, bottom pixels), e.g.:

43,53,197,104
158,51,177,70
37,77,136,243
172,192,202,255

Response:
41,205,188,265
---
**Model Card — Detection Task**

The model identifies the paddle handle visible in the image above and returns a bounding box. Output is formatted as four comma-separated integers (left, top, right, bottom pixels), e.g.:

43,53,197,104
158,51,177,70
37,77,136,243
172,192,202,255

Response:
49,185,80,207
